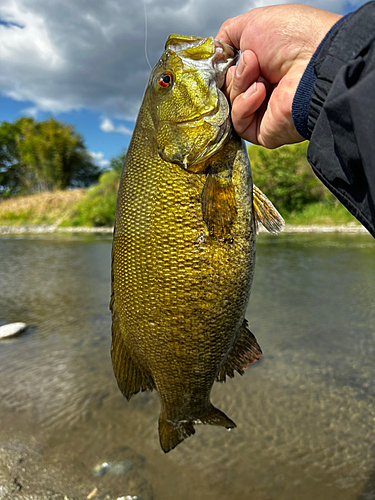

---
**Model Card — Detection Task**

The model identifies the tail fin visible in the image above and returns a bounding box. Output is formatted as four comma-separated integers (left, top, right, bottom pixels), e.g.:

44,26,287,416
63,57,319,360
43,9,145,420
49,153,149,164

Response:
200,404,236,429
158,405,236,453
159,414,195,453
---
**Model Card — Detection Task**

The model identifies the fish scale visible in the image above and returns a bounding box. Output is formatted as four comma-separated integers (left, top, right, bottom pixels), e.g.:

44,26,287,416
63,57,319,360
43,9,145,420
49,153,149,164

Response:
111,34,283,453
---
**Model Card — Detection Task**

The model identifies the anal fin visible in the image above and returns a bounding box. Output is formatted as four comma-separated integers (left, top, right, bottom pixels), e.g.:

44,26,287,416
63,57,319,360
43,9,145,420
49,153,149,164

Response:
110,296,154,400
252,184,284,234
217,319,262,382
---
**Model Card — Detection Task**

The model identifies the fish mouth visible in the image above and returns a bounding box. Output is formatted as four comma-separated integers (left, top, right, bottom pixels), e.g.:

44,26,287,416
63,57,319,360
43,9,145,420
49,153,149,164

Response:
181,39,237,130
213,39,238,88
177,41,237,171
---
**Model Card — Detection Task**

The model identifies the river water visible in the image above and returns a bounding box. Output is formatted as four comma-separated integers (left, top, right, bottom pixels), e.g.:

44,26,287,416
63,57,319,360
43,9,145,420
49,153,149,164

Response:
0,232,374,500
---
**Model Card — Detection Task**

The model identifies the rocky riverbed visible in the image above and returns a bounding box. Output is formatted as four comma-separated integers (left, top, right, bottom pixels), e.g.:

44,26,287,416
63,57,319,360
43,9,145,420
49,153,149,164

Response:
0,433,153,500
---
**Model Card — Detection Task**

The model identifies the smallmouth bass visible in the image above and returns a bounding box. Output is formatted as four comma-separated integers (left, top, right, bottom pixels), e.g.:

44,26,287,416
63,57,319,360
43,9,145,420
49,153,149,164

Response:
111,34,283,453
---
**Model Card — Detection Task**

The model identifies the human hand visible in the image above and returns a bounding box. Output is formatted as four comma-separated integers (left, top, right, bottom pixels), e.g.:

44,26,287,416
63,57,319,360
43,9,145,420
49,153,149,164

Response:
216,5,342,148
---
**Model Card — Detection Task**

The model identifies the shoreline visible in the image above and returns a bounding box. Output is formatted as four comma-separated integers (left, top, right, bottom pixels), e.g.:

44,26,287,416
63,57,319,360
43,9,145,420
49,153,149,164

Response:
0,223,370,235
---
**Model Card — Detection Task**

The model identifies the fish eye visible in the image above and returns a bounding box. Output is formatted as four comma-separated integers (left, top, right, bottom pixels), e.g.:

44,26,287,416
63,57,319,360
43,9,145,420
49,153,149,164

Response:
158,72,173,88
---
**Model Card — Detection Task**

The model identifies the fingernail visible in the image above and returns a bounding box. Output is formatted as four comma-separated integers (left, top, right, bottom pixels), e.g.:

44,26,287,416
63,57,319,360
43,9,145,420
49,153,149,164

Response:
236,57,246,77
244,81,257,98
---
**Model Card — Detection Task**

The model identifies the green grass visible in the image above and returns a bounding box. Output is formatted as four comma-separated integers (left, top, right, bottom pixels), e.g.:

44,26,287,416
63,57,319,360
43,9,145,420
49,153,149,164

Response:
283,200,359,226
61,169,120,227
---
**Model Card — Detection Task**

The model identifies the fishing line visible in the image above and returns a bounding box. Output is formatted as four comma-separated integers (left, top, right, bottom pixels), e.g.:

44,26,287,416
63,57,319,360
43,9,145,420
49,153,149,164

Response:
143,0,152,70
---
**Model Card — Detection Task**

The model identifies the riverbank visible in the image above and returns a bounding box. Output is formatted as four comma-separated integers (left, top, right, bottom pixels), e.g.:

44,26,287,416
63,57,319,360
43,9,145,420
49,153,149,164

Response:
0,181,363,231
0,223,369,235
0,188,370,236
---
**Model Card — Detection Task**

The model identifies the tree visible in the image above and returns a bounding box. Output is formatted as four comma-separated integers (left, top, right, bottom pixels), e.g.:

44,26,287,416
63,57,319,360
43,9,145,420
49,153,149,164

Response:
0,117,100,196
0,120,23,197
108,147,127,172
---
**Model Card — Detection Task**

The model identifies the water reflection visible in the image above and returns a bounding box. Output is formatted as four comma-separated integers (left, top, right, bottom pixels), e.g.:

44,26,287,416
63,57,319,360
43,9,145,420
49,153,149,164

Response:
0,232,374,500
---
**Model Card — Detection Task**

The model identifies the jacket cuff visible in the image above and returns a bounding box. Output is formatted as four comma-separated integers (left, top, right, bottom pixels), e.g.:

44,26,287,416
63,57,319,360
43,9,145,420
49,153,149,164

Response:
292,14,348,139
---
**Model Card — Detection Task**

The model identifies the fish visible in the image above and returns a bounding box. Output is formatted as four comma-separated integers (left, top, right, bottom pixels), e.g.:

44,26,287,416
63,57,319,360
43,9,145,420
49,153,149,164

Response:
110,34,284,453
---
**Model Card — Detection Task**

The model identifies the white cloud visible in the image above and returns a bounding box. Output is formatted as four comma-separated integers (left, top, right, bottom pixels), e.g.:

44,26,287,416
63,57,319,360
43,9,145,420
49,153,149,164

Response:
0,0,368,120
89,151,110,168
21,106,39,118
100,118,132,136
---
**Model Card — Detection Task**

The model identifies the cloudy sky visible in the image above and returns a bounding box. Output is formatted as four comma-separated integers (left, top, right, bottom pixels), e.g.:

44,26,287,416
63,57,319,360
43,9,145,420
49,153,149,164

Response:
0,0,367,168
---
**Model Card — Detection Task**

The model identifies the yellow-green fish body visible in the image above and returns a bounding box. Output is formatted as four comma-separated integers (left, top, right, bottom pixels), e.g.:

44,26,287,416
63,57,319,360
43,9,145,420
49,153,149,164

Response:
111,35,283,452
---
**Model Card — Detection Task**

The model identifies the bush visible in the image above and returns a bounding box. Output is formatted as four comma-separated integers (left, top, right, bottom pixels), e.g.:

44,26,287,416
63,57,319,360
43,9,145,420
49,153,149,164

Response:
248,142,328,214
64,169,121,227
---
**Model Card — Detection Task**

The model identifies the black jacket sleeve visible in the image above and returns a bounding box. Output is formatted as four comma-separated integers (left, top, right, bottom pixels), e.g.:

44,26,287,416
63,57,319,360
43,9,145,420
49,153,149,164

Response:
292,1,375,237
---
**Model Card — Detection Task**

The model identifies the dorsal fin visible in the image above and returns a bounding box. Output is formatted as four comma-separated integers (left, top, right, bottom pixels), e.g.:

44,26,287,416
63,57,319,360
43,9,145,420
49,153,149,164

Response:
252,184,284,234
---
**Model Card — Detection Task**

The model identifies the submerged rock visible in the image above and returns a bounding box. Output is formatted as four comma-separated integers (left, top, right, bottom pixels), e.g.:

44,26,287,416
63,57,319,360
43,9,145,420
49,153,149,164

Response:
91,460,133,477
90,448,153,499
0,322,27,339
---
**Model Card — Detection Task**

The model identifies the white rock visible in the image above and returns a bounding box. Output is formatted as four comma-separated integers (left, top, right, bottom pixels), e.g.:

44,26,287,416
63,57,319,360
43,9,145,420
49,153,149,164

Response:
0,322,27,339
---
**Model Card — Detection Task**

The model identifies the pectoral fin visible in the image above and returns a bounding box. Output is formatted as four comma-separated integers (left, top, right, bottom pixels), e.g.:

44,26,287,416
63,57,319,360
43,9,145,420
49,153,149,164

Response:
201,171,237,238
252,184,285,234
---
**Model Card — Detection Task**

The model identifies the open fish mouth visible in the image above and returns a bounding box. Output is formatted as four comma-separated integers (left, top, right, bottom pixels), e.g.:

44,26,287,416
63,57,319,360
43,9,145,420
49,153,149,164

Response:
212,40,238,88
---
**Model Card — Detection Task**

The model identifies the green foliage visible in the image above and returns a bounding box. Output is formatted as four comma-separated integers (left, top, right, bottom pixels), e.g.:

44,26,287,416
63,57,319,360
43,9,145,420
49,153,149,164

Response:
0,120,23,197
64,168,121,227
248,142,328,215
0,117,99,196
284,198,357,225
63,149,126,227
0,210,31,225
109,147,127,172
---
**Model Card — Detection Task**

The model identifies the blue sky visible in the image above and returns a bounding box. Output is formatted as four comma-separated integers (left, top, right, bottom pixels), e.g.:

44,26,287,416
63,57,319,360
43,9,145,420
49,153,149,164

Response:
0,0,367,169
0,95,131,167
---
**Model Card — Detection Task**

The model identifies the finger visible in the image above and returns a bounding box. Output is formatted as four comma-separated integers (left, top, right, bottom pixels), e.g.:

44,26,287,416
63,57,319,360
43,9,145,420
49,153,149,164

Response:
215,14,249,50
248,79,294,148
256,77,305,148
222,65,236,100
231,80,267,144
230,50,260,104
